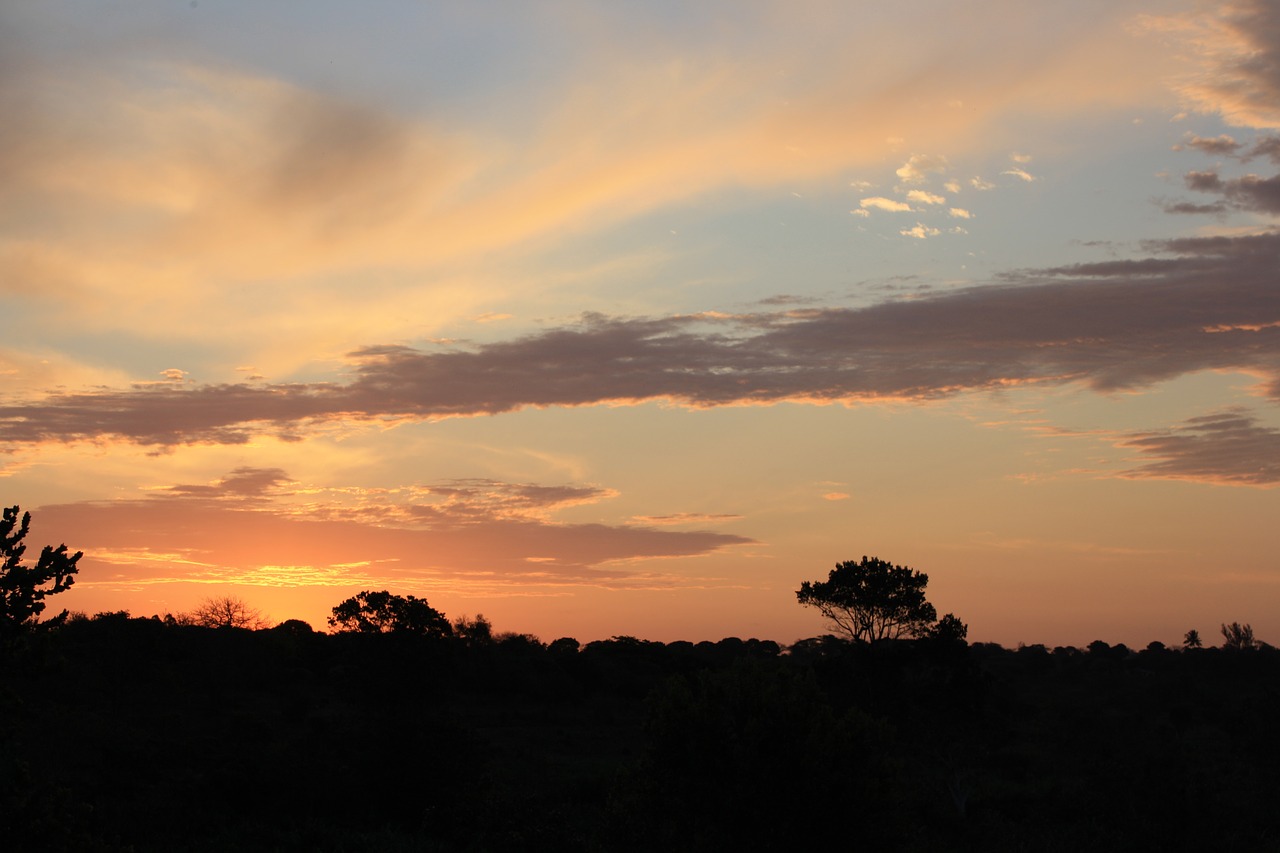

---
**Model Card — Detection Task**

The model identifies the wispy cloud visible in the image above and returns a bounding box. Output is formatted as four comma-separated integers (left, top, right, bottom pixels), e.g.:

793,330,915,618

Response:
860,196,912,212
1144,0,1280,129
1117,410,1280,486
36,469,754,589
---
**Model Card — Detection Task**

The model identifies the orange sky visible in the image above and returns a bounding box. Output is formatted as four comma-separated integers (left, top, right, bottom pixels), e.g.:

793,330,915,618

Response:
2,0,1278,647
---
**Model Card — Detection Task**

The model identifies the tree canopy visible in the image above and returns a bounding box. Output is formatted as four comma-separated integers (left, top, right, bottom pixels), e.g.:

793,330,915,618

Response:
328,590,452,638
1,505,81,638
796,556,938,643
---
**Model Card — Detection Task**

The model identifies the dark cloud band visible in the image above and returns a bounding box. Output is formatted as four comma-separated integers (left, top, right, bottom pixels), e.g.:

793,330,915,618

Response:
3,232,1278,448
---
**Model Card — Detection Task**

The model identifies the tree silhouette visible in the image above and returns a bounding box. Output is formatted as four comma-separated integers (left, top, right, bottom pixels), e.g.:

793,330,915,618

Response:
929,612,969,644
328,590,451,637
1184,628,1202,649
0,505,81,638
796,556,938,643
188,595,268,629
452,613,493,646
1220,622,1257,651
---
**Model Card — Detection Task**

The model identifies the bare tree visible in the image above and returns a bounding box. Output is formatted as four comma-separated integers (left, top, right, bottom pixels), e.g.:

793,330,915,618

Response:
188,595,268,630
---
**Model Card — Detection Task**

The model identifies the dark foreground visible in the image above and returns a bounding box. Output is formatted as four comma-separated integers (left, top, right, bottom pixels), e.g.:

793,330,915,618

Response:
3,619,1277,851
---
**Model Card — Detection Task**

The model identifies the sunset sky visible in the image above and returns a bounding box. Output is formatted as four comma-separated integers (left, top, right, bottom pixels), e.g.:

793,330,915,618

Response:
2,0,1278,646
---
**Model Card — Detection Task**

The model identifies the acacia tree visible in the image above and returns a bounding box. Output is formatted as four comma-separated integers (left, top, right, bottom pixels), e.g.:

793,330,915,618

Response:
188,595,268,629
328,590,452,638
1,505,82,638
796,556,938,643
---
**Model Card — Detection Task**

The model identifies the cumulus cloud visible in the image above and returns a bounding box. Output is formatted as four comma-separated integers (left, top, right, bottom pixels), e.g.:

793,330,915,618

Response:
35,470,753,589
860,196,912,212
900,222,941,239
895,153,950,184
1002,168,1036,182
1117,410,1280,486
3,231,1278,448
949,207,973,219
970,177,995,190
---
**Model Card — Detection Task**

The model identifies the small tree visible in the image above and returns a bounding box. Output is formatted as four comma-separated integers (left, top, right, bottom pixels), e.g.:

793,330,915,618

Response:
929,613,969,644
796,556,938,643
1,505,82,638
188,595,268,630
452,613,493,646
328,590,451,638
1220,622,1257,651
1183,628,1202,649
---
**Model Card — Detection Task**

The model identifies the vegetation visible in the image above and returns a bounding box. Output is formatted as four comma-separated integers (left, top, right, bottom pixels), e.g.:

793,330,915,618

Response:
186,595,269,630
328,589,452,637
0,504,81,639
796,555,941,642
1,522,1275,851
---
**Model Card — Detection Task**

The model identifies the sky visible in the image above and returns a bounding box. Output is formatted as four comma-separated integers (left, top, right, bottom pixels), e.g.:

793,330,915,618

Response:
2,0,1278,647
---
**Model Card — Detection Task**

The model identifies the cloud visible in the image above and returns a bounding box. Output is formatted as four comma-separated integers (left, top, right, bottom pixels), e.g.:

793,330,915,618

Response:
1162,200,1229,214
860,196,912,212
1117,410,1280,486
949,207,973,219
35,470,754,590
1144,0,1280,129
631,512,743,526
895,154,950,184
1183,168,1280,213
1250,134,1280,162
970,177,996,190
1176,132,1244,156
165,467,293,500
1002,168,1036,182
906,190,946,205
0,2,1185,382
900,222,942,239
4,231,1278,448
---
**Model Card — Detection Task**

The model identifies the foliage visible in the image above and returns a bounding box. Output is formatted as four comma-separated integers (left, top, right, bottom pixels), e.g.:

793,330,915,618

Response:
187,595,268,629
0,505,82,638
1184,628,1202,649
929,612,968,643
453,613,493,646
796,555,938,643
1220,621,1257,651
328,590,452,637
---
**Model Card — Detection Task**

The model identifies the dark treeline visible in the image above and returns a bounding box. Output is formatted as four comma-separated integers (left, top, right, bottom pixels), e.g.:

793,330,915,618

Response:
3,615,1278,852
